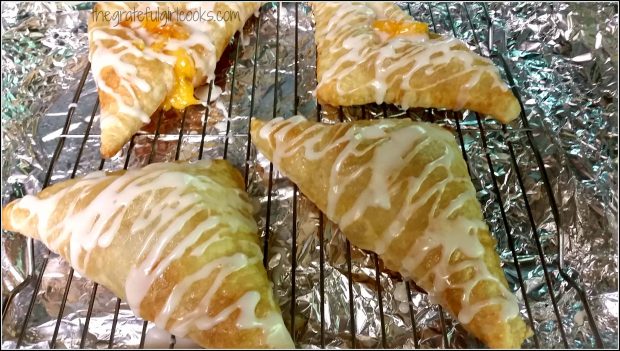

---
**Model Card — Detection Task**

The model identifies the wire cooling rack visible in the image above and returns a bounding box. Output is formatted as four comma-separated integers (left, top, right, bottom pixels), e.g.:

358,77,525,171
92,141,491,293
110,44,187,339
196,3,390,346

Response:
1,2,605,349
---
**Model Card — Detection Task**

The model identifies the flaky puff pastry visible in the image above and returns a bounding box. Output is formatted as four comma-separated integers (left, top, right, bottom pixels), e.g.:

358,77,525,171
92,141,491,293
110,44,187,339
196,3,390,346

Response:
89,2,261,158
1,160,293,349
250,116,531,348
311,2,521,124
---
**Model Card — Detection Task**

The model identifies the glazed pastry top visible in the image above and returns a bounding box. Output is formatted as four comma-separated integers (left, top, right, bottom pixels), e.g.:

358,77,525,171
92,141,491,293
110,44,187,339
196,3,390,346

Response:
313,2,512,110
254,116,520,325
89,2,260,122
4,160,291,347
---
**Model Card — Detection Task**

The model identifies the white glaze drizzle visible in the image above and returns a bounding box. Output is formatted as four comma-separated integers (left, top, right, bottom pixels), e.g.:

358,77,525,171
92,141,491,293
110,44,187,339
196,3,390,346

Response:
90,26,158,125
256,116,520,326
195,290,293,348
89,2,260,125
313,2,510,109
157,252,255,332
8,160,291,347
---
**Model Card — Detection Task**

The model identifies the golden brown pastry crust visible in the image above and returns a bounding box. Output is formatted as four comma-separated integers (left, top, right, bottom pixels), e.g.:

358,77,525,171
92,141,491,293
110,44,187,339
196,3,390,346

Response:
89,2,262,158
2,160,293,349
311,2,521,123
250,116,530,348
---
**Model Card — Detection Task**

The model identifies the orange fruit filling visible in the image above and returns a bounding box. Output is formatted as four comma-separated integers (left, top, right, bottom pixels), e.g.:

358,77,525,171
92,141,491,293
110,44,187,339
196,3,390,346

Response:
144,21,197,110
123,18,199,110
372,19,429,39
162,48,200,111
142,20,190,40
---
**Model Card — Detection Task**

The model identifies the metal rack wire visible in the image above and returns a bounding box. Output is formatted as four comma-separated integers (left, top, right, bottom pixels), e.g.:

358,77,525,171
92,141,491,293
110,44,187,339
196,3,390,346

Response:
1,2,605,349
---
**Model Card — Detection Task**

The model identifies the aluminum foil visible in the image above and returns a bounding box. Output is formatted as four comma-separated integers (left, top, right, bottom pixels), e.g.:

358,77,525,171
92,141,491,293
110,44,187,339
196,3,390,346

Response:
1,2,618,349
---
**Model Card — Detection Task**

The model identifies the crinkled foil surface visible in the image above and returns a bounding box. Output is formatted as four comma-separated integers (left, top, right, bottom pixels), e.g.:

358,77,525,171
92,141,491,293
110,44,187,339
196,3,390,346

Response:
1,2,618,349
